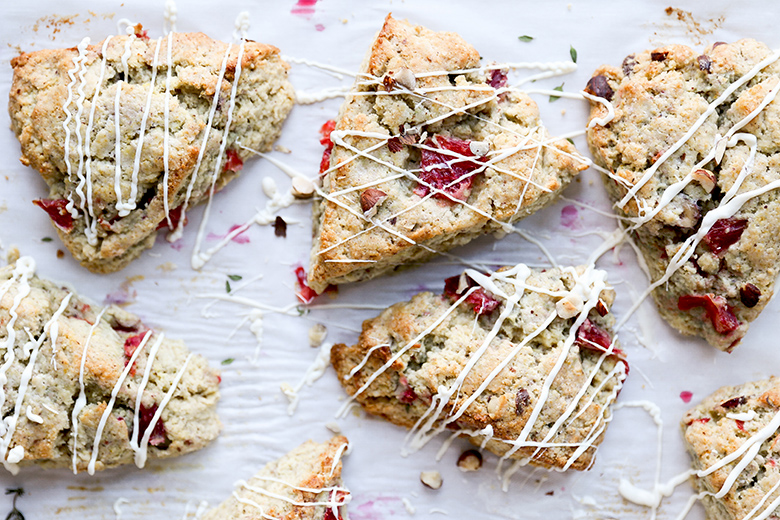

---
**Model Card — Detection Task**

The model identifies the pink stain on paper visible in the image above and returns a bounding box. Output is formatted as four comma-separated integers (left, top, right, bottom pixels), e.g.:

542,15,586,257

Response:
207,224,250,244
680,391,693,403
291,0,318,18
561,205,581,229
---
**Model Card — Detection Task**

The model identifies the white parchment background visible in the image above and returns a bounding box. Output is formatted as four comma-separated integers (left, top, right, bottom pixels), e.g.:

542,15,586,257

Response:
0,1,775,518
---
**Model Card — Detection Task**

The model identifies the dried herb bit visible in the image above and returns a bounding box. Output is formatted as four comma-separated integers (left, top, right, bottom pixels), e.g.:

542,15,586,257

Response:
570,45,578,63
41,237,53,243
549,83,564,102
5,488,24,520
274,216,287,238
566,138,575,146
225,281,232,293
221,358,235,365
228,274,242,282
518,35,534,42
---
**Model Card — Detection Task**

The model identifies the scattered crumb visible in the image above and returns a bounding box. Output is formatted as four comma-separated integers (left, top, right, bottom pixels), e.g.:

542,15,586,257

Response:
325,421,341,434
274,144,292,154
402,497,416,515
654,6,725,45
147,251,162,258
545,490,554,496
31,14,79,40
341,18,349,24
567,3,572,10
56,250,65,259
309,323,328,347
156,262,177,272
560,109,566,116
7,247,20,264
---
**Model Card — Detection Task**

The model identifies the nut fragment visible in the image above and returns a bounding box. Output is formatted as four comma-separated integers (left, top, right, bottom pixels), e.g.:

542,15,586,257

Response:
584,75,614,101
596,299,609,317
420,470,442,489
691,168,716,193
740,283,761,308
651,50,669,61
556,293,584,319
469,141,490,157
697,54,712,72
622,54,637,76
515,388,530,415
308,323,328,347
291,176,316,199
457,450,483,472
394,68,417,90
360,188,388,216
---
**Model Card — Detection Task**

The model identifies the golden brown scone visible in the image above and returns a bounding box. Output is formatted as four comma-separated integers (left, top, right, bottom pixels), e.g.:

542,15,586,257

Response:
585,39,780,351
331,265,627,471
9,29,294,273
202,436,350,520
308,15,586,293
682,377,780,520
0,257,220,474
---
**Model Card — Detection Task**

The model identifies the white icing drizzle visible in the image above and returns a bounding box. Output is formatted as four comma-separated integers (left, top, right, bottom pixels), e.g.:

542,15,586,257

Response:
164,0,178,34
168,40,233,243
181,500,209,520
62,38,92,221
402,497,416,515
113,497,130,519
135,352,193,468
328,441,350,478
281,342,332,415
345,343,389,380
70,307,108,473
87,330,153,475
726,410,757,422
129,333,165,459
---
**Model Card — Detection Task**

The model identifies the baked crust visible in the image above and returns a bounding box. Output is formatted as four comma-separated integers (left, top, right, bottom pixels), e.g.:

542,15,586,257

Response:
585,39,780,350
331,265,626,470
682,378,780,520
9,31,294,273
0,258,220,472
308,15,586,293
202,436,350,520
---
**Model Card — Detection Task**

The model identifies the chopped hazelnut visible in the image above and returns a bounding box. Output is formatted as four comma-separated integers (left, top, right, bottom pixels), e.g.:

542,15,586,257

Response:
691,168,716,193
420,470,442,489
291,177,315,199
457,450,483,472
308,323,328,347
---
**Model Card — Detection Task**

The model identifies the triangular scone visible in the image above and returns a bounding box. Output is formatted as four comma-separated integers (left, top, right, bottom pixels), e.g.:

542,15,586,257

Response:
9,30,294,273
682,378,780,520
202,436,351,520
308,15,586,293
0,257,220,474
585,39,780,351
331,265,627,471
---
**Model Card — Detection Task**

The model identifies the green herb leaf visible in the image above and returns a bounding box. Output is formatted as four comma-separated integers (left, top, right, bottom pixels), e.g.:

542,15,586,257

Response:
549,83,564,102
227,274,242,281
567,138,575,145
296,305,308,316
225,281,231,293
41,237,53,243
221,358,235,365
518,35,534,43
570,45,578,63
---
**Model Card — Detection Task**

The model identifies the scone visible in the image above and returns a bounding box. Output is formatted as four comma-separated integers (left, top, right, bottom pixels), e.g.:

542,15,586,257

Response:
682,377,780,520
0,257,220,474
308,15,587,293
585,39,780,351
9,28,294,273
202,436,351,520
331,264,627,470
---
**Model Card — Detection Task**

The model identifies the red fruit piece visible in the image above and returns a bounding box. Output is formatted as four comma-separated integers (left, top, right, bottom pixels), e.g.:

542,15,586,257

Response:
138,404,167,447
157,205,187,231
575,319,628,372
720,396,746,409
678,294,739,334
703,218,748,256
223,149,244,173
295,266,318,304
488,69,508,89
736,420,745,431
415,136,486,201
33,199,74,232
686,417,711,426
443,274,501,315
319,119,337,175
397,375,418,404
123,331,149,376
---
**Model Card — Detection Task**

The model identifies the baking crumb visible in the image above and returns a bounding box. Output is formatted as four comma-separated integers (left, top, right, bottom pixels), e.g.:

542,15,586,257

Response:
309,323,328,347
156,262,177,272
274,144,291,154
56,250,65,259
7,248,20,264
325,421,341,434
567,3,572,10
341,18,348,24
561,109,566,116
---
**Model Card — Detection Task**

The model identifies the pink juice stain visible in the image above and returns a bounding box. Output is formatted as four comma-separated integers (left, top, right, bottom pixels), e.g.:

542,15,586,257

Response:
207,224,250,244
291,0,317,18
561,204,580,229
